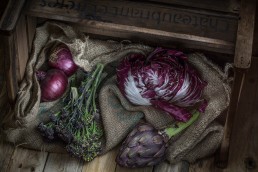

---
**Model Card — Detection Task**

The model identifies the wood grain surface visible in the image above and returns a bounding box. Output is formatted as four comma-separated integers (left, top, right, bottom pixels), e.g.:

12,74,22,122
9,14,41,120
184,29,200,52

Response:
234,0,256,68
146,0,240,14
1,147,48,172
25,0,239,54
0,0,26,32
44,153,83,172
26,0,238,42
190,58,258,172
14,14,29,83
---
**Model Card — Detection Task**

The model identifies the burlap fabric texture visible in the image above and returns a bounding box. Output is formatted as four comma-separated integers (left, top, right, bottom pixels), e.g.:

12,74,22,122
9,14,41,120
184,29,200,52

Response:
1,22,231,164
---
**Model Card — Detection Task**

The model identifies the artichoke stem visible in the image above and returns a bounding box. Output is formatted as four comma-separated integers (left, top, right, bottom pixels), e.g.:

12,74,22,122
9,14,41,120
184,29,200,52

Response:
164,110,200,139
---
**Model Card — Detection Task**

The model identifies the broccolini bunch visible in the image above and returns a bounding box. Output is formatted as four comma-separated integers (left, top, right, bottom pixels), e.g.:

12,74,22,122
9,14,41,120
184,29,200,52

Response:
38,64,104,162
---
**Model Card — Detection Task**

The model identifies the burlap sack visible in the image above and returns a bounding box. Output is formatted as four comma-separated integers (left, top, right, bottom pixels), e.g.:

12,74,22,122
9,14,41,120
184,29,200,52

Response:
99,53,231,164
1,22,231,164
1,22,152,152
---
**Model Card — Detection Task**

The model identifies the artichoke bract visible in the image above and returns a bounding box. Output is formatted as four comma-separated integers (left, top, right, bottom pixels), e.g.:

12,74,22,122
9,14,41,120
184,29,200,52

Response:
116,110,200,168
117,48,207,122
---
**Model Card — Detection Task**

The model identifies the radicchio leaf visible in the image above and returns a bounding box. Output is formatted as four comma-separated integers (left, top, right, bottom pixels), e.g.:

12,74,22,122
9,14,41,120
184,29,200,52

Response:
117,48,207,122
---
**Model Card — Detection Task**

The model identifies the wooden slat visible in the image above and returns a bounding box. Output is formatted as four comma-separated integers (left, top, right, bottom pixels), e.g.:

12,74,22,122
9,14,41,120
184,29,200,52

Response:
191,58,258,172
216,0,256,168
25,16,36,54
14,14,29,82
146,0,240,14
25,0,238,54
115,166,153,172
0,0,26,33
6,147,48,172
44,153,83,172
215,68,246,168
189,157,223,172
72,21,235,54
26,0,238,42
82,147,118,172
1,34,18,103
226,58,258,171
153,161,188,172
234,0,256,68
0,143,15,172
23,16,235,54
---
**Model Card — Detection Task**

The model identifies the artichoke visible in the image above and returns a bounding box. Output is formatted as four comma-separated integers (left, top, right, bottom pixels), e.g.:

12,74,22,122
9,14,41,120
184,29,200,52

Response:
117,48,207,122
116,110,200,168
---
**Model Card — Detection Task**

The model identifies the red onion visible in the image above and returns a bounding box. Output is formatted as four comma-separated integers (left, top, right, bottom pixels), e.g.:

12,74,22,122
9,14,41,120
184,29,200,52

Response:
37,69,68,102
48,44,78,77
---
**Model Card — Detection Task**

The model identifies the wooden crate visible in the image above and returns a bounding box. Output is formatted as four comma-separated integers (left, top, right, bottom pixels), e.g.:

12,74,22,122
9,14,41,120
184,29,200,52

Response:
0,0,256,170
27,0,239,54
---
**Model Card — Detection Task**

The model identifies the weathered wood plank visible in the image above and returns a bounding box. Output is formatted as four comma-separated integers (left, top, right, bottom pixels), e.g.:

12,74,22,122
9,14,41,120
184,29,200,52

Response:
147,0,240,14
115,166,153,172
72,21,235,55
27,0,238,53
216,0,256,167
189,157,225,172
14,14,30,83
1,34,18,103
153,161,188,172
215,68,246,168
44,153,83,172
0,0,26,32
82,147,118,172
6,147,48,172
25,16,36,54
226,58,258,171
191,58,258,172
0,143,15,172
234,0,256,68
26,0,238,42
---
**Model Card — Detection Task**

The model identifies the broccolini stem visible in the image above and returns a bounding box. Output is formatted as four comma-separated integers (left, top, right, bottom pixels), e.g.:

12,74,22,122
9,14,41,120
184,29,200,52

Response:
78,64,101,101
92,64,104,112
84,64,102,114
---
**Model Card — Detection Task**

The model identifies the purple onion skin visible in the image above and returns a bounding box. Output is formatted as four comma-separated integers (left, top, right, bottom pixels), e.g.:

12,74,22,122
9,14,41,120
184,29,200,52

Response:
49,44,78,77
38,69,68,102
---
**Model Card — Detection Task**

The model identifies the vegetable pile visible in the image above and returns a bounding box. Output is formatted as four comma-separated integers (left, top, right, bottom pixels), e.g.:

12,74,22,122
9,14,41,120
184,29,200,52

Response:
37,44,207,165
38,64,104,161
117,48,207,122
